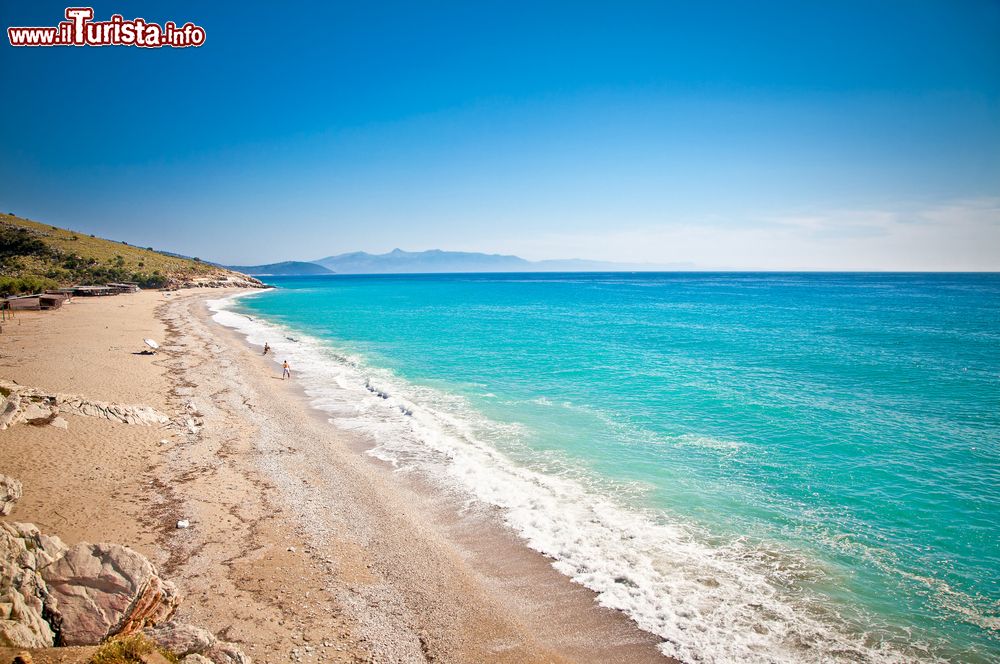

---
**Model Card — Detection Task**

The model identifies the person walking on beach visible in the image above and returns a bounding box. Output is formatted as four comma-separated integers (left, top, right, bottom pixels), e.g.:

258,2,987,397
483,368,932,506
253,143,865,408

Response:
263,342,270,355
282,360,291,380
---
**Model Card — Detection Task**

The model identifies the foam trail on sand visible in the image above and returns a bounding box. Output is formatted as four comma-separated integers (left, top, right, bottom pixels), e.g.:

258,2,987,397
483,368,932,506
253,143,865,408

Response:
209,293,927,664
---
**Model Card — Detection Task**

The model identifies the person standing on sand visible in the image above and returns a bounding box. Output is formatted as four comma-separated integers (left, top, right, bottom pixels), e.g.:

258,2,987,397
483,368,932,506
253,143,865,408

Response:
282,360,291,379
263,342,270,355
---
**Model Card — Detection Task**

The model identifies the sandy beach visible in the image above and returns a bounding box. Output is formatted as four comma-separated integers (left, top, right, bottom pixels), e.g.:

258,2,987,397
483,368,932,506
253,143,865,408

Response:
0,289,669,664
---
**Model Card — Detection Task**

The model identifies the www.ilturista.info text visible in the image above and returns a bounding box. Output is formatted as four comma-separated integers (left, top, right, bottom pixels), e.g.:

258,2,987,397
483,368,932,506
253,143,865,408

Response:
8,7,206,48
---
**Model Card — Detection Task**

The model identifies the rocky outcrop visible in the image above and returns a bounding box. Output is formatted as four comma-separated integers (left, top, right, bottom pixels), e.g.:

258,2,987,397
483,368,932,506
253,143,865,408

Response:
1,476,179,649
1,530,249,664
0,467,252,663
0,381,170,431
0,521,67,648
2,531,181,649
166,273,265,291
42,543,179,646
0,476,21,517
144,622,250,664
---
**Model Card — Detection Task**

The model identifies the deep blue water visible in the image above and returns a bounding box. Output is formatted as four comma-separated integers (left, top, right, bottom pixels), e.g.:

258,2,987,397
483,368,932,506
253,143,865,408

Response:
218,272,1000,663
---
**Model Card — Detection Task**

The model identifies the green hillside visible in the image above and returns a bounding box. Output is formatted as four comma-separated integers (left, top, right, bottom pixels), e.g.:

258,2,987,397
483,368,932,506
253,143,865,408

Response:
0,213,256,295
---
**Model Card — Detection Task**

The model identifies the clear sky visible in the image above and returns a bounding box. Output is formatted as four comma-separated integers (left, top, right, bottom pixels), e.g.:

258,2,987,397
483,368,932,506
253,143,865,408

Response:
1,1,999,269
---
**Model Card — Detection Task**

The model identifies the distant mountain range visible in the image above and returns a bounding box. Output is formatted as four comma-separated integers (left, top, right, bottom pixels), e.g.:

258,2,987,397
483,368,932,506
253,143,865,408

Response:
228,249,689,276
312,249,679,274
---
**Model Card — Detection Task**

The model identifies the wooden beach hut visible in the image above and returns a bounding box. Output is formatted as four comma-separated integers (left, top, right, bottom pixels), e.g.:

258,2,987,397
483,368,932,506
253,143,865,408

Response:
39,293,68,309
3,295,42,310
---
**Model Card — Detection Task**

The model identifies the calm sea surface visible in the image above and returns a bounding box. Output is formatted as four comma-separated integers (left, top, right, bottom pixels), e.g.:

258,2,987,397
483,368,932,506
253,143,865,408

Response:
217,273,1000,663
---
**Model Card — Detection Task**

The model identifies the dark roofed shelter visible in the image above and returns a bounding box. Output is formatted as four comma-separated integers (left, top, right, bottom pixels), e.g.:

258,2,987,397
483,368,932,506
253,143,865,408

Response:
107,282,141,293
72,285,118,296
39,293,67,309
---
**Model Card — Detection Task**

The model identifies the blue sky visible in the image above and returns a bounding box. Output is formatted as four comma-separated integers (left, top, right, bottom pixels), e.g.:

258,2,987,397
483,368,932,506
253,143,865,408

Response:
1,1,998,269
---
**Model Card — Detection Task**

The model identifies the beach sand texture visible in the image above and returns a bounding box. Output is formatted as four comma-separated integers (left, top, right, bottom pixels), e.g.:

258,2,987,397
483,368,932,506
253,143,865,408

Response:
0,290,668,664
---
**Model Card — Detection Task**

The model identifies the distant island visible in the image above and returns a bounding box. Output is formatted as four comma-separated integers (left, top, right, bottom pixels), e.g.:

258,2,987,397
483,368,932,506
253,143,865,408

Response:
229,249,689,276
225,261,335,276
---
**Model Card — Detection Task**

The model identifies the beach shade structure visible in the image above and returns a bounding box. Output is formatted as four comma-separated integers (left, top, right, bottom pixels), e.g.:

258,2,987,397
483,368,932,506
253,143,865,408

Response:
4,295,42,311
39,294,67,310
143,338,160,354
72,285,118,296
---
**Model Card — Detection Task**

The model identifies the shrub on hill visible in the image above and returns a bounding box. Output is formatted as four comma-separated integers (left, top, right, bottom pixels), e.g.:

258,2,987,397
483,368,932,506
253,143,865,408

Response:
0,275,59,296
0,224,51,259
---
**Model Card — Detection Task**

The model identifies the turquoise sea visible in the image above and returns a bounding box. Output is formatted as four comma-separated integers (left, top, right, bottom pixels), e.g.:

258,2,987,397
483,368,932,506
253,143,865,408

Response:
213,273,999,663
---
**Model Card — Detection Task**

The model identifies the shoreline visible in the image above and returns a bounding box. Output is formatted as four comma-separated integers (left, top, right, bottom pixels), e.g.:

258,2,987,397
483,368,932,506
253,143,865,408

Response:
197,292,672,662
1,289,670,663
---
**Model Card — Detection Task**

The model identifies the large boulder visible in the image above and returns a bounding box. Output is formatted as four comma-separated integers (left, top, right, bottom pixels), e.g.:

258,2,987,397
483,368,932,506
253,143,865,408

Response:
0,522,67,648
1,487,213,654
0,476,22,517
41,543,179,646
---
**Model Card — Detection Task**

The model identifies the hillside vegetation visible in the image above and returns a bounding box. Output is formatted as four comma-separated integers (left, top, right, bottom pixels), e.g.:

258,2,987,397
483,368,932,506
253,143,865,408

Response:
0,213,254,295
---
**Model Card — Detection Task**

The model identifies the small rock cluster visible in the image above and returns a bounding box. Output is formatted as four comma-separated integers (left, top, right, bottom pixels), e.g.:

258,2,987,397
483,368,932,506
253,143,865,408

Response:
0,473,250,664
0,380,170,431
144,622,249,664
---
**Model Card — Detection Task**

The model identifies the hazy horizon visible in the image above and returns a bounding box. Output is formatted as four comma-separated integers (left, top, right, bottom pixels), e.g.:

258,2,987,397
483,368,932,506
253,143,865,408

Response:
2,2,998,270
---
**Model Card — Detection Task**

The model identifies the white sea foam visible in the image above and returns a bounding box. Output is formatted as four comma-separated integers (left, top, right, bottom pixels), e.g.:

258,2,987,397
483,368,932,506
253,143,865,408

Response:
208,293,928,664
